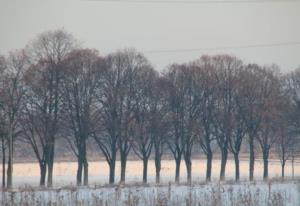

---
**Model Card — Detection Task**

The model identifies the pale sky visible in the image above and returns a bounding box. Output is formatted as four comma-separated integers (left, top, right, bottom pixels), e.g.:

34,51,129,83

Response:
0,0,300,72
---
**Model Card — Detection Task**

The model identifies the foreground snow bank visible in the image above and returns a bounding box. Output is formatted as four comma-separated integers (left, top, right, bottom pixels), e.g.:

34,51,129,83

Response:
1,181,299,206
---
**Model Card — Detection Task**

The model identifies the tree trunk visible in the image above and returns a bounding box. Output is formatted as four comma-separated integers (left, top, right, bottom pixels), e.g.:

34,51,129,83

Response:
120,152,127,183
234,153,240,181
82,140,88,186
263,150,269,180
292,155,295,180
7,129,13,189
76,159,83,186
83,160,88,186
220,149,228,181
47,144,54,187
108,147,116,184
175,157,181,183
109,161,116,184
2,140,5,188
249,136,255,181
142,158,148,183
39,162,47,187
184,152,192,183
185,159,192,183
155,154,161,184
281,161,285,180
206,151,213,182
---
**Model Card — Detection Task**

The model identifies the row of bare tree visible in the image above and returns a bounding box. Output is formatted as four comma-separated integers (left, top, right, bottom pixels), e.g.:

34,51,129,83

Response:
1,30,300,188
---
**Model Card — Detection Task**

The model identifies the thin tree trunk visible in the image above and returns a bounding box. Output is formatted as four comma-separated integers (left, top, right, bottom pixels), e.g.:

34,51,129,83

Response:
281,161,285,180
7,128,13,188
249,136,255,181
206,151,213,182
76,159,83,186
263,150,269,180
108,147,116,184
175,157,181,183
142,158,148,183
220,149,228,181
234,153,240,181
185,159,192,183
47,144,54,187
2,139,5,188
292,155,295,180
39,163,47,186
155,153,161,184
120,152,127,183
82,140,88,186
83,160,88,186
184,152,192,183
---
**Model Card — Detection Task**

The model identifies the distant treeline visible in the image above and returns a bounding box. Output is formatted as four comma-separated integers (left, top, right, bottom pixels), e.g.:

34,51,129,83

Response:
0,29,300,188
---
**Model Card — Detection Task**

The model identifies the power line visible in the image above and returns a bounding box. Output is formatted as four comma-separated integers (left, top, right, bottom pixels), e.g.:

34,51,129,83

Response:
87,0,300,4
142,41,300,54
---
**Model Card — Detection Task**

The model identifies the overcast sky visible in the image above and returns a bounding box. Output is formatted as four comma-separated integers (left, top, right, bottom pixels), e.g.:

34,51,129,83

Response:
0,0,300,72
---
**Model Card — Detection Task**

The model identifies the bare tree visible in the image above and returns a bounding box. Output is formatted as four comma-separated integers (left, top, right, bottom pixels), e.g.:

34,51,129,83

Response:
212,55,243,181
131,66,158,183
164,64,196,183
281,68,300,179
228,67,248,181
0,55,7,187
94,49,150,183
61,49,104,186
0,51,28,188
256,66,282,180
25,29,77,187
192,56,217,181
238,64,264,181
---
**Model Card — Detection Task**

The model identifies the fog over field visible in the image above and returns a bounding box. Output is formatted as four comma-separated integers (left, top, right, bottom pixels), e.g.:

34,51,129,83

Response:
1,159,299,187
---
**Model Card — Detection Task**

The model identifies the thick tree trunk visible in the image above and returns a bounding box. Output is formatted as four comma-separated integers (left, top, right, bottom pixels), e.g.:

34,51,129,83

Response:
76,159,83,186
220,149,228,181
2,140,5,188
234,153,240,181
47,144,54,187
142,158,148,183
155,154,161,184
120,152,127,183
263,150,269,180
206,151,213,182
39,163,47,187
175,157,181,183
249,136,255,181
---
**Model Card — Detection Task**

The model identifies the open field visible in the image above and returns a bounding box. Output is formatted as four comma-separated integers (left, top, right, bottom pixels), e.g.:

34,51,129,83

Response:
1,181,299,206
1,158,299,188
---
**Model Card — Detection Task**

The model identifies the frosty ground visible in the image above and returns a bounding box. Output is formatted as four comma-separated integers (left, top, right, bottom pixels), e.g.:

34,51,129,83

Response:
1,181,299,206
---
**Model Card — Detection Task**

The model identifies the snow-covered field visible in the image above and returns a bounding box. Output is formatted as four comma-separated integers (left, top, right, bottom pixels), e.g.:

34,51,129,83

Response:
1,181,299,206
1,159,299,187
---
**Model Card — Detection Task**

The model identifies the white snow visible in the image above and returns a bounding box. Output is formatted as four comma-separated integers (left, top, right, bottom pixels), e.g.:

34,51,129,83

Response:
1,181,299,206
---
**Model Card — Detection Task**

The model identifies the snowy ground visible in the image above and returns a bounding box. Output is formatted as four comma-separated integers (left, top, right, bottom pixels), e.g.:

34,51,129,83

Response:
1,181,299,206
1,159,300,187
